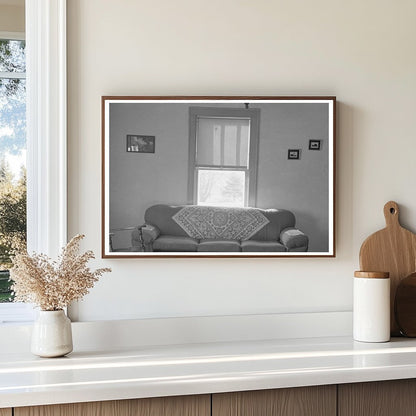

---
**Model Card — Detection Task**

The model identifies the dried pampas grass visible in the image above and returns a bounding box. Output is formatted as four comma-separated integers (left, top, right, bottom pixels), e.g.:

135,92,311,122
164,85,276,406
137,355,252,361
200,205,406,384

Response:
10,234,111,311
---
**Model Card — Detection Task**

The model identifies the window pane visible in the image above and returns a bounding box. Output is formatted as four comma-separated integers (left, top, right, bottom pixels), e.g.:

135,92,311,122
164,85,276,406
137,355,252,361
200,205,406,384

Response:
196,117,250,167
197,169,246,207
0,40,26,73
0,72,26,302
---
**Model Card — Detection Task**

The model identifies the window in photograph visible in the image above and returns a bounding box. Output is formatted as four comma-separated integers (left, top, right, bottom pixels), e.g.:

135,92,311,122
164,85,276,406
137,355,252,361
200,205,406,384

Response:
197,169,246,207
196,117,250,207
189,107,260,208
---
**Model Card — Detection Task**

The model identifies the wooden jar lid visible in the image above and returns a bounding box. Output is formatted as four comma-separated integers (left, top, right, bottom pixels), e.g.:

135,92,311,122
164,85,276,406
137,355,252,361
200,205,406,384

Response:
354,271,390,279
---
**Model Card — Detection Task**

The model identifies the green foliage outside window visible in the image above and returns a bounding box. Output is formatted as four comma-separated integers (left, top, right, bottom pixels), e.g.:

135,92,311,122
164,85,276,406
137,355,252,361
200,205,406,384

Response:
0,38,27,302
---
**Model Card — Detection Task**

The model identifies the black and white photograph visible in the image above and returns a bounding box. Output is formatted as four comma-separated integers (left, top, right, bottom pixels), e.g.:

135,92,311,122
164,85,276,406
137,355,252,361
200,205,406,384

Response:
309,139,321,150
126,135,155,153
102,97,335,257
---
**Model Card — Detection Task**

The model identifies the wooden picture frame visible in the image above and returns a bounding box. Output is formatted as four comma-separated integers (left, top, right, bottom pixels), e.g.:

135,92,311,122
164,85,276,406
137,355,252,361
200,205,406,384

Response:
102,96,336,258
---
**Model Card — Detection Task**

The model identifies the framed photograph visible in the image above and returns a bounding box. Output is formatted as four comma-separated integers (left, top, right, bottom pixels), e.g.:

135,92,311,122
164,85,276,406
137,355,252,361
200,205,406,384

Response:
126,135,155,153
288,149,300,160
102,96,336,258
309,139,321,150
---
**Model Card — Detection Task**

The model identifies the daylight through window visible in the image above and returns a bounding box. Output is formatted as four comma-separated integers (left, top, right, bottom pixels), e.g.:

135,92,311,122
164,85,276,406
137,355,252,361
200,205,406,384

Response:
196,117,250,207
0,38,27,303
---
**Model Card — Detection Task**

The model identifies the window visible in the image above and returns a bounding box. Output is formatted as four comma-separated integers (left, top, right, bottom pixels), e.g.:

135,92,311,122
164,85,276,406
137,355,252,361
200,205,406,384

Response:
189,107,260,207
0,0,67,324
0,36,26,305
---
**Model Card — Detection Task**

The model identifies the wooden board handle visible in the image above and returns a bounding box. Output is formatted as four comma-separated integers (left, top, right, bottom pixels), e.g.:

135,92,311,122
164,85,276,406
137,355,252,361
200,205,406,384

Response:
384,201,400,228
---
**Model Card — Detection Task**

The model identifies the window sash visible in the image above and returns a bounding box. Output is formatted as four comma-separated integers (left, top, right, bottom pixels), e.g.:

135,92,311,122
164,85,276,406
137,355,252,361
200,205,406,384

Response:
188,106,260,207
196,116,250,168
0,72,26,79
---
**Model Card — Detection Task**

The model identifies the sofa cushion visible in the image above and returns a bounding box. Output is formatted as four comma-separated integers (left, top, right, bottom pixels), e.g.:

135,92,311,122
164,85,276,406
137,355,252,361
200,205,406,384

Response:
241,240,287,252
197,239,241,252
152,235,198,252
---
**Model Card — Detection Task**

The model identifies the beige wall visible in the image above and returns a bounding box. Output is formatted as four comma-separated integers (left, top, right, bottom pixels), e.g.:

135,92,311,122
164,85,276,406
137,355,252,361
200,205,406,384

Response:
0,4,24,33
67,0,416,321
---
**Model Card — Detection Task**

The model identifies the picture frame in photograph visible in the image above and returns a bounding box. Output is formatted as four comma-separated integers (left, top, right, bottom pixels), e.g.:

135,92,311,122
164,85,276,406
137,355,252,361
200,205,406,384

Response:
126,135,155,153
309,139,321,150
102,96,336,258
288,149,300,160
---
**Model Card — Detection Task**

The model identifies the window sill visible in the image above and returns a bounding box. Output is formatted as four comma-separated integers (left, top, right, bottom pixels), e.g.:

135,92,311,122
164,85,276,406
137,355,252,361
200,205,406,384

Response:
0,303,35,325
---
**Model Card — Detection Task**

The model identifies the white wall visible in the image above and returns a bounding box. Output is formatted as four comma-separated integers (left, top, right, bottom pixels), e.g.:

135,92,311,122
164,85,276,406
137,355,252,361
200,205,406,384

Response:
67,0,416,321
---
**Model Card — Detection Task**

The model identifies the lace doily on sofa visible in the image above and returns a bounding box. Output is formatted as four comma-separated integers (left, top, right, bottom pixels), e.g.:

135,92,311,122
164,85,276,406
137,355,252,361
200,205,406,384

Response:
172,206,269,240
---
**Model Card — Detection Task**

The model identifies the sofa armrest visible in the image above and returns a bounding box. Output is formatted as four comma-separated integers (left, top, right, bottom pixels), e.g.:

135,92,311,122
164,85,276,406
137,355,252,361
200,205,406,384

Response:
141,224,160,243
280,227,309,251
131,224,160,252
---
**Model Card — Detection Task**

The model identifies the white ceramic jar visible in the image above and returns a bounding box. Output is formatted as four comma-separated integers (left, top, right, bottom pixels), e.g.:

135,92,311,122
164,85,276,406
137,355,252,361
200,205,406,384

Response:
353,271,390,343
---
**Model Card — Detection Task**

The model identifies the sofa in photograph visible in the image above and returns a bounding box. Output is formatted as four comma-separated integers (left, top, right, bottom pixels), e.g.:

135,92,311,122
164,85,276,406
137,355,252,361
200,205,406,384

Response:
131,204,308,253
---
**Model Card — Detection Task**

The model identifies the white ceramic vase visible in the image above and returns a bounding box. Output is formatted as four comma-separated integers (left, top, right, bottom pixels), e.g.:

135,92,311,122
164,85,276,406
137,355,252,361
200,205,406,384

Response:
31,310,73,357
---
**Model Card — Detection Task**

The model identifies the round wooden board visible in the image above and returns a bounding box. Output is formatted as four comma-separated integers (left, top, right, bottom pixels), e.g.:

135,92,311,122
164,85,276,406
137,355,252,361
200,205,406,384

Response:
359,201,416,335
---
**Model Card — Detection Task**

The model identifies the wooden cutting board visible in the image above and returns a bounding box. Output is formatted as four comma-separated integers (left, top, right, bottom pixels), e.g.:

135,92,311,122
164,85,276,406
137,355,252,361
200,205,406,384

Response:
359,201,416,335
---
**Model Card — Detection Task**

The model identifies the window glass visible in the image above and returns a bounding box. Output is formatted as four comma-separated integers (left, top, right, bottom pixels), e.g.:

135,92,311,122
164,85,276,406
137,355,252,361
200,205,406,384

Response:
0,39,26,72
196,117,250,167
197,169,246,207
0,39,27,303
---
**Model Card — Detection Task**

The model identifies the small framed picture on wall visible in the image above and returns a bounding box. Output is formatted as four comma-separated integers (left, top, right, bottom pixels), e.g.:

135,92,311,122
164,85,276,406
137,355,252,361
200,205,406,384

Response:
309,140,321,150
288,149,300,160
126,135,155,153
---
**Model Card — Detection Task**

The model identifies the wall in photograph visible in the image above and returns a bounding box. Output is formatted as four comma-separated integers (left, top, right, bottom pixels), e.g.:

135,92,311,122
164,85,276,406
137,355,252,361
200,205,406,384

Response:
109,103,189,232
256,103,329,252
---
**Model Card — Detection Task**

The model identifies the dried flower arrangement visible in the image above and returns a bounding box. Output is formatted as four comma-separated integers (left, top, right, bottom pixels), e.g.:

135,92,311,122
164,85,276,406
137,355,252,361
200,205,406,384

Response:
10,234,111,311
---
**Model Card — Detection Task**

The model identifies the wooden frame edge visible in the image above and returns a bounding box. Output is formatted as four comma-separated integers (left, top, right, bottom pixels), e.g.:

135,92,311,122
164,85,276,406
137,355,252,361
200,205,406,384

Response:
101,96,337,259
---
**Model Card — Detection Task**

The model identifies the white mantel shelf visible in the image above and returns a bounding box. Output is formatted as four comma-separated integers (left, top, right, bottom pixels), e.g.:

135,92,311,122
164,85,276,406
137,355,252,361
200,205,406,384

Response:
2,336,416,408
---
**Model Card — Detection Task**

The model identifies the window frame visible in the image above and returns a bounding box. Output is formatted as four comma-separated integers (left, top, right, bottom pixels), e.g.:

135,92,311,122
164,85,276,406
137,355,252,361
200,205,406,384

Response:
188,106,260,207
0,0,67,323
